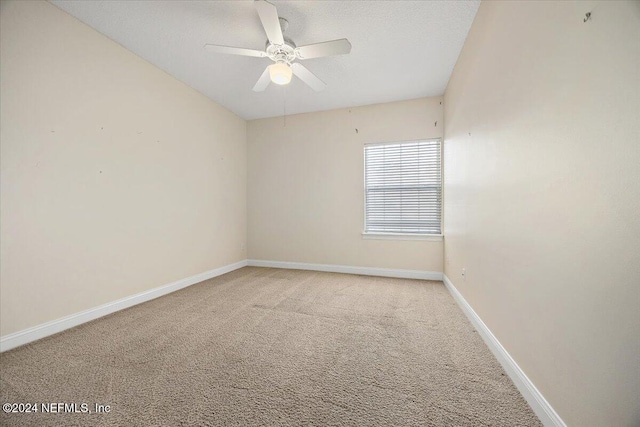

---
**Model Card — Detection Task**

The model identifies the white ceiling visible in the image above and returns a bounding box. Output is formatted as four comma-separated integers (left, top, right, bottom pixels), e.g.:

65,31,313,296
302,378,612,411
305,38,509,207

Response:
51,0,480,120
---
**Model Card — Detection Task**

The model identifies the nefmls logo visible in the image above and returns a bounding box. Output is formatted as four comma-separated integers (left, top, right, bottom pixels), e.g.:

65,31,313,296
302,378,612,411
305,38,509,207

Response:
41,402,90,413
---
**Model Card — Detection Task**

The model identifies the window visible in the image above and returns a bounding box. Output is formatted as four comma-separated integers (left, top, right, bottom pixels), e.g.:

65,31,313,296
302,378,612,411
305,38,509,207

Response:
364,140,442,236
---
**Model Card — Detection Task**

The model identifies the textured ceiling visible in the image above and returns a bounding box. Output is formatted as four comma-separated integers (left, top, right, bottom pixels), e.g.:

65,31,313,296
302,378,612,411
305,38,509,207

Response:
51,1,480,120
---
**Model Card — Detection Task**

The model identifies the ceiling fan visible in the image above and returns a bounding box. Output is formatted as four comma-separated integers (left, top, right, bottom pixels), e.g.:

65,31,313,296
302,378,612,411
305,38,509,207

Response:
204,0,351,92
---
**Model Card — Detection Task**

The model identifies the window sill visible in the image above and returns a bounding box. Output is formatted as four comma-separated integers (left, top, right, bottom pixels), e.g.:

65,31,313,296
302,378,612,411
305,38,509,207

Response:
361,232,443,242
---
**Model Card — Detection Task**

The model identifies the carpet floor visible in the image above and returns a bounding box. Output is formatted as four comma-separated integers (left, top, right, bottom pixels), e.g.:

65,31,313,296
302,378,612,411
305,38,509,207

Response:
0,267,541,426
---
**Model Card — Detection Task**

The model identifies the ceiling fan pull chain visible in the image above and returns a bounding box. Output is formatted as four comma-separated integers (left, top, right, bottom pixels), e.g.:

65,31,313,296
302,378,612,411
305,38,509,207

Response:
283,85,287,127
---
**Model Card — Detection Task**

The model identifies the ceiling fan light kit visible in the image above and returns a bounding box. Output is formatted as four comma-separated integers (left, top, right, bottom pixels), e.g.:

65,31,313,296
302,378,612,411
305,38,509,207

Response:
269,62,292,85
204,0,352,92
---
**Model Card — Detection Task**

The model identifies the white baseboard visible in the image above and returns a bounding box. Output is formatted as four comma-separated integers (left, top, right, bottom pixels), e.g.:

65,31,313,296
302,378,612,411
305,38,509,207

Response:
248,259,443,281
0,260,248,353
442,274,566,427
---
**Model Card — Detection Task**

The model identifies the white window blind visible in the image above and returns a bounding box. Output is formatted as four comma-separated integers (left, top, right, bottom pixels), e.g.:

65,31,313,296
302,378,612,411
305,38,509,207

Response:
364,140,442,235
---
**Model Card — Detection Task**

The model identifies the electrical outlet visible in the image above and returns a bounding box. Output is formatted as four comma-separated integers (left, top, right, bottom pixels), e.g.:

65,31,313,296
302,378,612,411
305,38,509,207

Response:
461,268,466,280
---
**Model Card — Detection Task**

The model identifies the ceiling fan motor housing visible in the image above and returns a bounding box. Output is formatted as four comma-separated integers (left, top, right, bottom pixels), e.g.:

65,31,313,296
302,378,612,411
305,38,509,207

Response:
265,41,296,64
265,17,296,64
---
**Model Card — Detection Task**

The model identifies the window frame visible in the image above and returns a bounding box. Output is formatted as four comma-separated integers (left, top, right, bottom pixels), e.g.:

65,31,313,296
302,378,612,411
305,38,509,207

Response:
362,138,443,241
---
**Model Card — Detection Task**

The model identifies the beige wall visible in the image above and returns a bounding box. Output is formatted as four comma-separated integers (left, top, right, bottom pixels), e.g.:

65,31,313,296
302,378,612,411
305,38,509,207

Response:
248,98,443,272
443,1,640,426
0,1,247,336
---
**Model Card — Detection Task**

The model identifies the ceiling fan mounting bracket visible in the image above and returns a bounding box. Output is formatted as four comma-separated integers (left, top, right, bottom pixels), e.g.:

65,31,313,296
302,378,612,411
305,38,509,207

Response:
278,17,289,34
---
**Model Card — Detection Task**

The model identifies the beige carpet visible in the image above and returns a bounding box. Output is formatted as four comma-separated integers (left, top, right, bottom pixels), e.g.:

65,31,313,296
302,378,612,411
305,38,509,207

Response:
0,267,541,426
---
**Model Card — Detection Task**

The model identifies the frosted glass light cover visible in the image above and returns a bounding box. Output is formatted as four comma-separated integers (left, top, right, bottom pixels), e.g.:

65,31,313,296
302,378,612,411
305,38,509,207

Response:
268,63,292,85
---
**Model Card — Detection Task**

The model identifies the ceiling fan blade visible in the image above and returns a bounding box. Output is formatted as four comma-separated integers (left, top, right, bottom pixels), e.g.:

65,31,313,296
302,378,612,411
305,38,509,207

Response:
291,63,326,92
204,44,266,58
253,67,271,92
254,0,284,46
295,39,352,60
